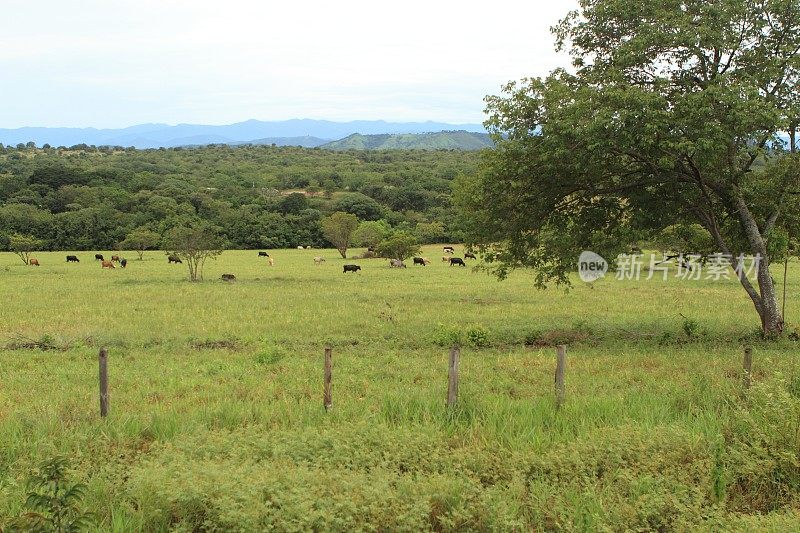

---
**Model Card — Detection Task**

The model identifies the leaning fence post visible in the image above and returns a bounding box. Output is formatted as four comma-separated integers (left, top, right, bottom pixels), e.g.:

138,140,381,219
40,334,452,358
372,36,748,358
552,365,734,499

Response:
447,346,460,408
555,344,567,410
99,347,109,417
743,346,753,390
324,346,333,411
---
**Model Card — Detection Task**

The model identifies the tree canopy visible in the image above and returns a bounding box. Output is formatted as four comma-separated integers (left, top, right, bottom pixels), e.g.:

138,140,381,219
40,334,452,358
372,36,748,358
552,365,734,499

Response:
0,144,478,252
321,212,359,259
376,231,421,262
458,0,800,335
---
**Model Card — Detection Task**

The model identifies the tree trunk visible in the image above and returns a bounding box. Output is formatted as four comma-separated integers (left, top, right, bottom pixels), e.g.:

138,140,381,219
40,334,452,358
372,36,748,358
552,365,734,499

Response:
338,248,347,259
734,197,784,336
756,258,784,336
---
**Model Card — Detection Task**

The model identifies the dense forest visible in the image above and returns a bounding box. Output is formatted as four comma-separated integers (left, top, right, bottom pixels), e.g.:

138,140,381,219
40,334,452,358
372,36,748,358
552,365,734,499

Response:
0,143,481,251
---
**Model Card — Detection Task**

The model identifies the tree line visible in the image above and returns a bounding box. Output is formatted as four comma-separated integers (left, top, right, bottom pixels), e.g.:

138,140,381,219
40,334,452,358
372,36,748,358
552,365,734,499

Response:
0,144,479,252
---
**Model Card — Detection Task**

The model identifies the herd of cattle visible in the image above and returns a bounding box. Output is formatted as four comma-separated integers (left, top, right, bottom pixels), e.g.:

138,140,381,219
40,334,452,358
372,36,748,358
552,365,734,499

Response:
339,246,478,273
25,254,130,268
21,246,478,279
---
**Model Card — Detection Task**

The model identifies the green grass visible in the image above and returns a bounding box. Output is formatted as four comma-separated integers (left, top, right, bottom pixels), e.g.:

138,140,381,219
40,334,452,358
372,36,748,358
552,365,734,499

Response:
1,247,800,531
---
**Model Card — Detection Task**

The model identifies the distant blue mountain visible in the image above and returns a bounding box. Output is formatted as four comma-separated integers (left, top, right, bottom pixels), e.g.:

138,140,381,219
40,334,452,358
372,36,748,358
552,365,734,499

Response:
0,119,487,149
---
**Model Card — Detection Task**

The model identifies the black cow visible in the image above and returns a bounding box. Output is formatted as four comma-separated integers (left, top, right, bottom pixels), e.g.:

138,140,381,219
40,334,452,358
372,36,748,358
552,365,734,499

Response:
221,273,236,281
258,251,269,257
120,258,127,268
343,264,361,273
168,255,182,264
66,255,79,263
449,257,466,267
464,252,477,259
95,254,104,261
413,257,426,266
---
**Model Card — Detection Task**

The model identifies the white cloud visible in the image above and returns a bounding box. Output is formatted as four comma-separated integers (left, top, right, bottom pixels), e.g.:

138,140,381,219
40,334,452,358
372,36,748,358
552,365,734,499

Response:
0,0,579,127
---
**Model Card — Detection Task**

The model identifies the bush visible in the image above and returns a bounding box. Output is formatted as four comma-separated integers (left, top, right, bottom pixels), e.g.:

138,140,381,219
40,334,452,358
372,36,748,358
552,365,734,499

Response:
682,317,700,338
255,346,285,366
432,323,462,347
465,325,490,348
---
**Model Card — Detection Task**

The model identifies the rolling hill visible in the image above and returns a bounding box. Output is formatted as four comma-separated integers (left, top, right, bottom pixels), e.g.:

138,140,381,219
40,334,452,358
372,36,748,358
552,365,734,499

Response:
320,131,493,151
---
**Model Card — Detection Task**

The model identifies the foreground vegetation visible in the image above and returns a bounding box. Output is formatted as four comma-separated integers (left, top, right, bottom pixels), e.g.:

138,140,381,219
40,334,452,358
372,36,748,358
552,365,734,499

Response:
1,247,800,530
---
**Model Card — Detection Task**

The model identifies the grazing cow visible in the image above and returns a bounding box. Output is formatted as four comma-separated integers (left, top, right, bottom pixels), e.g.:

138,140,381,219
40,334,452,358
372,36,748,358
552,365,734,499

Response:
464,252,477,259
314,256,326,265
442,256,450,262
29,258,40,266
413,257,427,266
95,254,104,261
389,259,406,268
268,257,274,266
297,245,304,250
258,251,269,257
120,258,127,268
168,255,182,264
449,257,466,267
66,255,79,263
221,273,236,281
443,246,455,254
111,255,120,262
101,260,115,269
343,264,361,273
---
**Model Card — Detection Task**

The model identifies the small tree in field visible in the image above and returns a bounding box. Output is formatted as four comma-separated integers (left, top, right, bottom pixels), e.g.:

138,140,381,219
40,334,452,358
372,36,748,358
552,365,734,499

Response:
164,223,224,282
377,232,421,262
119,228,161,260
9,233,44,265
352,220,390,249
321,212,359,259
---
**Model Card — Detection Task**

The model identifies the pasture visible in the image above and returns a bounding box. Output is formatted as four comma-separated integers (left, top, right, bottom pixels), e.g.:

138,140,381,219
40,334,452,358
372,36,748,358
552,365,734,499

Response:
1,247,800,531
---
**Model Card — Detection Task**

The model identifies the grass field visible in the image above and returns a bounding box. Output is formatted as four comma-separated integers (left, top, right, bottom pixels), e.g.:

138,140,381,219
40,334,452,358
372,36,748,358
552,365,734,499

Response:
2,247,800,531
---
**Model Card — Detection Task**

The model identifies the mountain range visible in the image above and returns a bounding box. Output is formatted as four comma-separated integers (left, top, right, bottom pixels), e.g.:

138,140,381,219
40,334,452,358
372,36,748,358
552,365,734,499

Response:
0,119,487,149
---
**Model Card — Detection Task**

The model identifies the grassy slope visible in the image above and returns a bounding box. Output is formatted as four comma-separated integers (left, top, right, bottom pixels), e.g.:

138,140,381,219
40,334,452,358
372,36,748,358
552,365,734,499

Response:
1,248,799,530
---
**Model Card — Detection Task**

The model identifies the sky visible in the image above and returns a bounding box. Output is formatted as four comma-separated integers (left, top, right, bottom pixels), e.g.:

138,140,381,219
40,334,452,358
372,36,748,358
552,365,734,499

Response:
0,0,579,129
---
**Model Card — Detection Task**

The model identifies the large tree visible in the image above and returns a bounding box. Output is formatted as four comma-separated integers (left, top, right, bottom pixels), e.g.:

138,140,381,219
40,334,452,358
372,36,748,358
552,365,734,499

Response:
458,0,800,335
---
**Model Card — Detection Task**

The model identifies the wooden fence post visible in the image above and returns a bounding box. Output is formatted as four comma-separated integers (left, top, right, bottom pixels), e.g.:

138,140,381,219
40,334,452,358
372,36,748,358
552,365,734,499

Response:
743,346,752,390
324,346,333,411
99,347,109,417
555,344,567,410
447,346,460,408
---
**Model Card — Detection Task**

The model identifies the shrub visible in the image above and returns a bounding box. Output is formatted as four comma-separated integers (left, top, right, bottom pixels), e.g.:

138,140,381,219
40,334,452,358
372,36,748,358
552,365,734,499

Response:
465,325,490,348
682,317,700,338
432,323,462,347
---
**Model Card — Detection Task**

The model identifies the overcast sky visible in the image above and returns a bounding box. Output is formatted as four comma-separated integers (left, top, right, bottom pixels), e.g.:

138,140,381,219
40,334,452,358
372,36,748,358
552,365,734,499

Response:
0,0,579,128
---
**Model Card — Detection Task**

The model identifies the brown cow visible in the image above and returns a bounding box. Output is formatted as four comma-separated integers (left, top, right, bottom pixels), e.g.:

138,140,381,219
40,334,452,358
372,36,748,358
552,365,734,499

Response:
101,260,115,269
29,258,40,266
111,255,121,262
